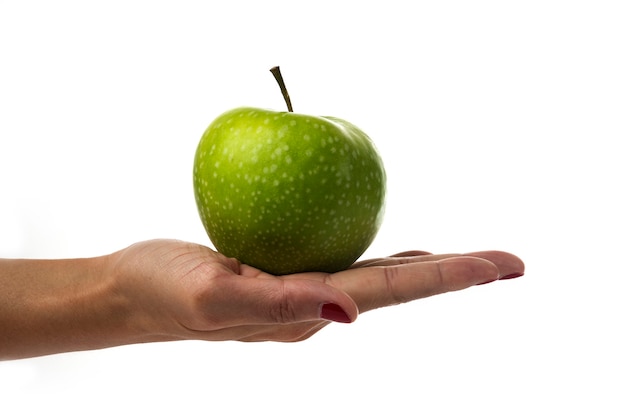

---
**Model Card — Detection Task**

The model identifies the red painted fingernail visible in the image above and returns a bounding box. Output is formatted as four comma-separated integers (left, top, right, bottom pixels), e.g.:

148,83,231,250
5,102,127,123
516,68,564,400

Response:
500,272,524,280
320,303,351,323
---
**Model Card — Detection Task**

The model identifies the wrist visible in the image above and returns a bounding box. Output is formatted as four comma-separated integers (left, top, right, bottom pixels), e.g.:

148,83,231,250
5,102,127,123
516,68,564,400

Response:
105,244,183,346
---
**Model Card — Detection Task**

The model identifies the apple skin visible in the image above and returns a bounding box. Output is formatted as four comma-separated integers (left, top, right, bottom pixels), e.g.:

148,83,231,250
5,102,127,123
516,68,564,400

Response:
193,106,386,275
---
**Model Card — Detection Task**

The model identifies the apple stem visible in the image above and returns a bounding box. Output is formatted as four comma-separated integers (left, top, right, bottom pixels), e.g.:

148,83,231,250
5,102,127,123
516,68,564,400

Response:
270,66,293,112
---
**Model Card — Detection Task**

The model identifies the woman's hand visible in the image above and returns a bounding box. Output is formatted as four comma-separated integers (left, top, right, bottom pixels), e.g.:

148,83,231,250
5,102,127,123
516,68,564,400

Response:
110,240,524,344
1,239,523,359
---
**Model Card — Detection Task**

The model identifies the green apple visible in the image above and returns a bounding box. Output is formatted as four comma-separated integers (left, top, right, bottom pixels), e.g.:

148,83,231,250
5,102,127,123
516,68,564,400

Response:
193,68,385,275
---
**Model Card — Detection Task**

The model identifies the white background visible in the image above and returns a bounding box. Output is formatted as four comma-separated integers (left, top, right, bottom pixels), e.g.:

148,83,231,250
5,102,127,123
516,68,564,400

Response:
1,1,625,416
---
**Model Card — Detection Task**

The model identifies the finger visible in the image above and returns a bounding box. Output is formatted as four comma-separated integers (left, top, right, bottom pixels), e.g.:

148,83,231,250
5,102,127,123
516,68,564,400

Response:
199,266,358,328
398,251,525,280
464,251,525,280
351,250,433,268
390,250,433,257
326,256,500,313
351,251,525,280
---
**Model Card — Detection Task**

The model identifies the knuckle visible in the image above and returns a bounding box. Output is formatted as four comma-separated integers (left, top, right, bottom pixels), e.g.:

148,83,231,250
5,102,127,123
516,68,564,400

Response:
268,299,298,324
383,266,410,305
267,281,298,324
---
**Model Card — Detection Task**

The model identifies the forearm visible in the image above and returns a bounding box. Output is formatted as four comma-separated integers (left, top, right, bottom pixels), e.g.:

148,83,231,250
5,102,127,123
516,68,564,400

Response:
0,255,143,360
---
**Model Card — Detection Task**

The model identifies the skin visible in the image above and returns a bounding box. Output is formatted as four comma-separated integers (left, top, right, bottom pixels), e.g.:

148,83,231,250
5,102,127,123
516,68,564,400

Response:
0,239,524,360
194,107,387,275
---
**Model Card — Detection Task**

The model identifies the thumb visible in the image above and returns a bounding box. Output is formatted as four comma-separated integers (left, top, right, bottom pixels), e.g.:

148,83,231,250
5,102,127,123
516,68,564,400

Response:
207,272,359,327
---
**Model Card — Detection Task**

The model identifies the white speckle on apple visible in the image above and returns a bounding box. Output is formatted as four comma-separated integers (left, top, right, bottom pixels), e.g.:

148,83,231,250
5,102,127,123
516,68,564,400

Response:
271,147,283,159
277,126,289,139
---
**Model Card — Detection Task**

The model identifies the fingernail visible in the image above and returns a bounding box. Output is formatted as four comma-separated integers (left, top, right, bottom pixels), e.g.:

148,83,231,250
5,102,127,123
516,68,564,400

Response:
477,271,524,285
320,303,352,323
500,272,524,280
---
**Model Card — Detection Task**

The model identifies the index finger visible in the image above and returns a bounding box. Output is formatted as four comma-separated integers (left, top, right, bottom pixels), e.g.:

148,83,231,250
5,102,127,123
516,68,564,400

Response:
352,251,525,280
325,256,500,313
